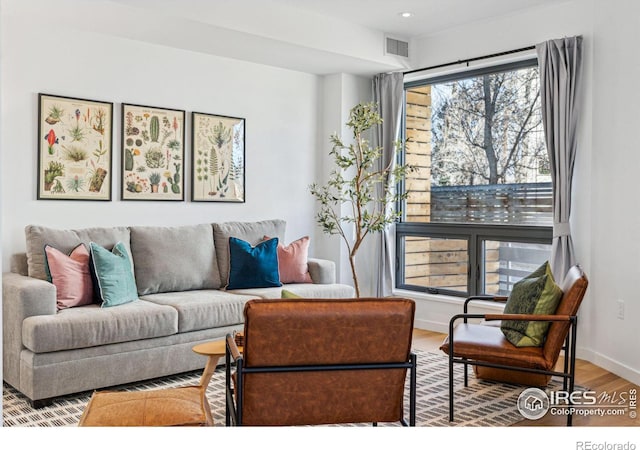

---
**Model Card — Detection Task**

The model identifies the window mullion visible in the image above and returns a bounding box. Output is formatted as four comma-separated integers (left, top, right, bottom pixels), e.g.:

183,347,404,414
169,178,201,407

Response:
469,232,478,296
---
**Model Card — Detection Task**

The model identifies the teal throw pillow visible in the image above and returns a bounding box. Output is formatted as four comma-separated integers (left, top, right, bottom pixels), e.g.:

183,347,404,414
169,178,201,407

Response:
500,261,563,347
227,237,282,290
90,242,138,307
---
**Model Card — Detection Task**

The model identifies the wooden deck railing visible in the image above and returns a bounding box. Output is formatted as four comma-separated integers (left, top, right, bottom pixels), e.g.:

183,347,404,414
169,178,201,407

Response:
429,182,553,225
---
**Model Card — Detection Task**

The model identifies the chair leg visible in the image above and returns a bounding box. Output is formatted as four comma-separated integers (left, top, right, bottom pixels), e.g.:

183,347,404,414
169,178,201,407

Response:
448,319,456,422
566,319,578,427
463,359,468,387
562,333,570,392
225,351,231,426
410,352,417,426
225,392,232,426
449,353,455,422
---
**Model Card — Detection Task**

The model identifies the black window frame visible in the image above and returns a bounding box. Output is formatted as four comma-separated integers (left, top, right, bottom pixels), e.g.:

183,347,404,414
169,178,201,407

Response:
396,58,553,298
395,223,552,297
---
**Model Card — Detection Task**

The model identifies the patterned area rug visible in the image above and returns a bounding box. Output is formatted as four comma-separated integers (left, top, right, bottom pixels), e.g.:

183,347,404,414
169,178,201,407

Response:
2,350,559,427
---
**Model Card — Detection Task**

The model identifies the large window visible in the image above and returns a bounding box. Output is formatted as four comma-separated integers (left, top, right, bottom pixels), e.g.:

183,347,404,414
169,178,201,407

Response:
397,60,553,297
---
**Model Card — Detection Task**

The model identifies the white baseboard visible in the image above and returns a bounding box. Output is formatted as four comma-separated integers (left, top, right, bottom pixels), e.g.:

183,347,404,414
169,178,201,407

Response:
577,347,640,387
414,318,448,334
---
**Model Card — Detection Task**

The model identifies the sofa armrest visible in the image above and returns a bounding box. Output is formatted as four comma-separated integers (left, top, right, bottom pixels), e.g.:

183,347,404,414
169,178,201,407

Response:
2,272,57,388
307,258,336,284
3,272,57,318
10,253,29,276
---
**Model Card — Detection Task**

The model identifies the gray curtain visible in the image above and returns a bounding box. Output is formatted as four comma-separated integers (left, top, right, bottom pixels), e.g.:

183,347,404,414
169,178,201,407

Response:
373,72,404,297
536,36,583,283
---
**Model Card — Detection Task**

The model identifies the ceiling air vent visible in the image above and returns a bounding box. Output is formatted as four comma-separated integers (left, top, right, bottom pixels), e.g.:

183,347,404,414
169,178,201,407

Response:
385,36,409,58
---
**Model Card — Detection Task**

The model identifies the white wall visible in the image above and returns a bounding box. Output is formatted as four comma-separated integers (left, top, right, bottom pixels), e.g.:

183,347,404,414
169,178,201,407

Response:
405,0,640,385
588,0,640,384
0,3,322,266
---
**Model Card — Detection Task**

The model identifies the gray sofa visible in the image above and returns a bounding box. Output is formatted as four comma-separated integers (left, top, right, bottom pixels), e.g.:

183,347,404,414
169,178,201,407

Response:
2,219,354,407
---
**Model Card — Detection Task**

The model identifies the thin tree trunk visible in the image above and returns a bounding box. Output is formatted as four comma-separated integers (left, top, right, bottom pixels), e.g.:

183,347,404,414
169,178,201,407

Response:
348,252,361,298
483,75,499,184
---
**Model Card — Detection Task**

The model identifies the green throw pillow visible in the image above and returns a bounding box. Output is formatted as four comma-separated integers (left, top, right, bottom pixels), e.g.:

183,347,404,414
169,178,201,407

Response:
500,262,563,347
281,289,301,299
90,242,138,308
525,261,549,280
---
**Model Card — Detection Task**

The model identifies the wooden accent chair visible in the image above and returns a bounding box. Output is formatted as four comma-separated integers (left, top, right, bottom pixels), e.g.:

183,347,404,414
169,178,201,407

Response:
225,298,417,426
440,265,588,426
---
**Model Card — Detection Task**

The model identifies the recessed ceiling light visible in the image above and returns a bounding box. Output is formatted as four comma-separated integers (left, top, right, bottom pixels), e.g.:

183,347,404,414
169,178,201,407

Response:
399,12,413,18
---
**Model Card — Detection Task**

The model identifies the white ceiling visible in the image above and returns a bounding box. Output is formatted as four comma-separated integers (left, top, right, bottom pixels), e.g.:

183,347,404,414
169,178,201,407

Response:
99,0,569,75
111,0,569,39
269,0,566,39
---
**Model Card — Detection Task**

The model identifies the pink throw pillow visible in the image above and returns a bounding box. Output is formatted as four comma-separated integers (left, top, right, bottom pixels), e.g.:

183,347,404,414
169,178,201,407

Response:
264,236,313,284
45,244,94,310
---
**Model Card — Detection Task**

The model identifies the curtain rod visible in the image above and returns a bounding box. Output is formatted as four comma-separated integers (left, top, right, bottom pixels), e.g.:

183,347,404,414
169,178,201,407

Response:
403,45,536,76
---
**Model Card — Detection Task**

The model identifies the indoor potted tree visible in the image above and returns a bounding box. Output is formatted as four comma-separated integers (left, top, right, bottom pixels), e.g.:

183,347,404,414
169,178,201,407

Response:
310,102,413,297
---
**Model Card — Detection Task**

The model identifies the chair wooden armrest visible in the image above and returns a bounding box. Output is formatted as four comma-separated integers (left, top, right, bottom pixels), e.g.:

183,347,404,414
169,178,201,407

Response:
225,334,242,362
451,312,576,328
448,313,578,342
484,313,574,322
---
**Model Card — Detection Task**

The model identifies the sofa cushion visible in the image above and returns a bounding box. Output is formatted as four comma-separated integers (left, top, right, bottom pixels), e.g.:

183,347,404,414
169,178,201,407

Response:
140,290,257,333
130,224,221,295
227,237,282,290
213,219,285,288
22,300,178,353
25,225,132,281
228,283,356,299
90,242,139,308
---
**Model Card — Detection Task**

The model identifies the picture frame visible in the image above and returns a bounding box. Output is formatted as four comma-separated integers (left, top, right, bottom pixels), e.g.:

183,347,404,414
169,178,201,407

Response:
37,93,113,200
121,103,185,201
191,112,245,202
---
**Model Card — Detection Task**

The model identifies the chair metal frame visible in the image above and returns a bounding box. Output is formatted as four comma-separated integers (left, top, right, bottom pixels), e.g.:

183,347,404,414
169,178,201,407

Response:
447,295,579,426
225,335,417,427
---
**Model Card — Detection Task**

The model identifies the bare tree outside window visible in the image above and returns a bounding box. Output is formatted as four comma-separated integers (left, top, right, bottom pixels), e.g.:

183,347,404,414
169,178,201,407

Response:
431,66,548,187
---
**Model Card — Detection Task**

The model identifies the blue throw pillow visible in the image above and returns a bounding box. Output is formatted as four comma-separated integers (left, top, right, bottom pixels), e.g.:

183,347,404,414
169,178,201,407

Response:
227,237,282,290
89,242,138,307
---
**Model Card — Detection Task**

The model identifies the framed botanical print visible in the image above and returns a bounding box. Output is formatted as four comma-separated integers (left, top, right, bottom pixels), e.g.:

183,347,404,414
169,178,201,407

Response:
37,94,113,200
191,112,245,202
121,103,185,201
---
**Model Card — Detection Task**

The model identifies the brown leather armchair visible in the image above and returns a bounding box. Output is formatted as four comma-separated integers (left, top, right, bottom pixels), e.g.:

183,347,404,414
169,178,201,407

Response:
225,298,417,426
440,265,588,426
